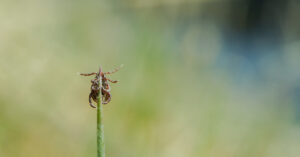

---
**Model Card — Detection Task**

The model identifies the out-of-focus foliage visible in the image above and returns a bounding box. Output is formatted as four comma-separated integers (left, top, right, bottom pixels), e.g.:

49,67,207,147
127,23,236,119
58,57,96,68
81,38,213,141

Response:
0,0,300,157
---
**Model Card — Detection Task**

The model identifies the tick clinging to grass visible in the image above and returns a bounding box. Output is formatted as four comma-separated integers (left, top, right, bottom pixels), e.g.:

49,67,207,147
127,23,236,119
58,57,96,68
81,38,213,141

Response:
80,65,123,108
80,65,122,157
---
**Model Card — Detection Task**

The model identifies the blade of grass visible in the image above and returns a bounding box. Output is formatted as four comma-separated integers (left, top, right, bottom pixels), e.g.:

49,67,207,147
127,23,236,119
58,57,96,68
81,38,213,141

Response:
97,67,105,157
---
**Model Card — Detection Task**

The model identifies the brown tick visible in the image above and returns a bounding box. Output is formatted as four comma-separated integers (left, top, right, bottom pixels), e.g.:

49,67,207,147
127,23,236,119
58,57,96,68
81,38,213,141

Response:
80,65,122,108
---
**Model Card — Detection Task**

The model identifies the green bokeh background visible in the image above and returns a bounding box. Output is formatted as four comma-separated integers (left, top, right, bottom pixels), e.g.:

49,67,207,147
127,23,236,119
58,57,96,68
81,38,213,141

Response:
0,0,300,157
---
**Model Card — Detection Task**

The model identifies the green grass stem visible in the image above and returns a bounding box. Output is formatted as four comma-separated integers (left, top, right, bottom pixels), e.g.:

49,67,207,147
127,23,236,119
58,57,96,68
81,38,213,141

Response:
97,71,105,157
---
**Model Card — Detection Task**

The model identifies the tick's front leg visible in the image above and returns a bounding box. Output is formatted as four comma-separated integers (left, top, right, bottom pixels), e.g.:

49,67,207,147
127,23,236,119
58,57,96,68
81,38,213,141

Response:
80,72,97,76
89,93,96,108
104,64,123,75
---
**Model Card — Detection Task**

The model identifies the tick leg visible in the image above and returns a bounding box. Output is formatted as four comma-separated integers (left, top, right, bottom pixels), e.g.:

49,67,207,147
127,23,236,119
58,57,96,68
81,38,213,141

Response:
80,72,97,76
107,78,118,83
104,64,123,75
89,93,96,108
101,89,111,104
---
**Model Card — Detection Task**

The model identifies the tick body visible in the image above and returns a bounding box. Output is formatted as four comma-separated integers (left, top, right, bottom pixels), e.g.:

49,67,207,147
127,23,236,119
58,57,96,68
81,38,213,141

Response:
80,65,122,108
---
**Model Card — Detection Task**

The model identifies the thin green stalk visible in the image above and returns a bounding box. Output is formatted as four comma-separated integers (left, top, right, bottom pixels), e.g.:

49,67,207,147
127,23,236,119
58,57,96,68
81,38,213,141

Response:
97,71,105,157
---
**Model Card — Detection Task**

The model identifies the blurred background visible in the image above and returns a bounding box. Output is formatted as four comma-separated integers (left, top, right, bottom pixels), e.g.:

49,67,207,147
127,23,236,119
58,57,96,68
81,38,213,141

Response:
0,0,300,157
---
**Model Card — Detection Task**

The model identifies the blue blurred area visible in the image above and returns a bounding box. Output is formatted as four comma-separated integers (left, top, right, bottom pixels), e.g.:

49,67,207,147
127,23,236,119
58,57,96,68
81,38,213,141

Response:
214,0,300,123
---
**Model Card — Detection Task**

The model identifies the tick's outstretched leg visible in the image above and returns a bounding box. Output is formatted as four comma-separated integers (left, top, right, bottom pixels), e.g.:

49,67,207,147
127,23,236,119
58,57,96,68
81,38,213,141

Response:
80,72,97,76
107,78,118,83
89,93,96,108
104,65,123,75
